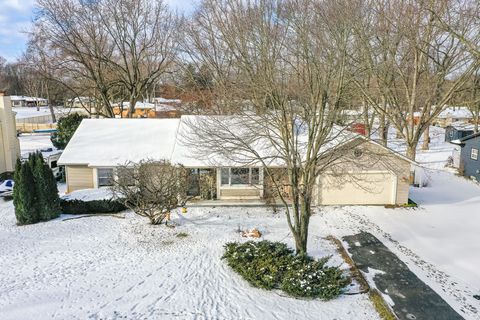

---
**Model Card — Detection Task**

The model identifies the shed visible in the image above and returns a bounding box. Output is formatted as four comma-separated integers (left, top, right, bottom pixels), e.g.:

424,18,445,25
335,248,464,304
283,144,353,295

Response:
445,123,475,142
451,132,480,181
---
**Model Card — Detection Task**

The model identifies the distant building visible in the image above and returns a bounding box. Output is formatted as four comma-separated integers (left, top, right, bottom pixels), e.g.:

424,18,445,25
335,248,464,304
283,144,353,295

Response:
10,95,49,107
113,100,181,118
444,123,475,142
0,93,21,175
451,133,480,181
434,107,472,127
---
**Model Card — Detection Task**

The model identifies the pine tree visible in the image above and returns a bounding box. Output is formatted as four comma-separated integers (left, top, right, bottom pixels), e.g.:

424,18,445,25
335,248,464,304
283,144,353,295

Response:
13,159,38,225
32,152,61,221
40,158,61,220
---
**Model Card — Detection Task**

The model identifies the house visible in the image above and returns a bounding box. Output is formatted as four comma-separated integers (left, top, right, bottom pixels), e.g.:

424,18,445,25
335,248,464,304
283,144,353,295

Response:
58,116,414,205
112,101,182,118
451,133,480,181
434,107,472,127
10,95,49,107
445,123,475,142
0,93,21,176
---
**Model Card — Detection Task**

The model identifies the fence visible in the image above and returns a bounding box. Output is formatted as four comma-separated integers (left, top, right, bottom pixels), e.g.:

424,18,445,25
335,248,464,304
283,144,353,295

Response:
16,122,57,133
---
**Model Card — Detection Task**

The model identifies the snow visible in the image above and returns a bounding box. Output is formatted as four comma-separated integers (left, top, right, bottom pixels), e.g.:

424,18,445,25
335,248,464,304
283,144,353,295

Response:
58,119,181,167
18,133,62,159
153,97,181,104
13,107,53,119
62,188,114,201
0,203,380,320
4,123,480,319
437,106,472,119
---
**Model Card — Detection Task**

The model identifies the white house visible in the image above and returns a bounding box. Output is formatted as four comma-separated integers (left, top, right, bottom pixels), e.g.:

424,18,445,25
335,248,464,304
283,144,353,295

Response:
10,95,49,107
58,116,414,205
0,93,21,175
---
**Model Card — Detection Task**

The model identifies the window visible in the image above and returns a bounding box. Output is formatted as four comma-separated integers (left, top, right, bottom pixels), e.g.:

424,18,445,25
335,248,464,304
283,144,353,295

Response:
117,168,135,186
221,168,261,185
221,168,230,185
471,148,479,161
251,168,260,184
231,168,249,185
98,168,114,186
50,161,58,168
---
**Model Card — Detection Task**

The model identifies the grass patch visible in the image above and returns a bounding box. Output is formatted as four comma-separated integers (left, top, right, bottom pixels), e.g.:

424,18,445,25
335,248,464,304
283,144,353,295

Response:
176,232,189,238
370,289,396,320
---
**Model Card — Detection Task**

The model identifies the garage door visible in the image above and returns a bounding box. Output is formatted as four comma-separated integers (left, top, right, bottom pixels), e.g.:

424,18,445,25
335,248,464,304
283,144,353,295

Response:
317,172,396,205
66,166,94,193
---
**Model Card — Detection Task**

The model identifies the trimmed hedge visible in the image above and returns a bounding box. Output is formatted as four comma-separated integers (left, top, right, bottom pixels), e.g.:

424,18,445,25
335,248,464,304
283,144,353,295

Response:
222,240,349,300
60,198,126,214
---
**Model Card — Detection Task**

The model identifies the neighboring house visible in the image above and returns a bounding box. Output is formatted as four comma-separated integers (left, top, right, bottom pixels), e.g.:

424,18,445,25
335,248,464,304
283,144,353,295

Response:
434,107,472,127
66,97,97,115
451,133,480,181
58,116,414,205
113,101,182,118
10,95,49,107
445,123,475,142
0,93,21,176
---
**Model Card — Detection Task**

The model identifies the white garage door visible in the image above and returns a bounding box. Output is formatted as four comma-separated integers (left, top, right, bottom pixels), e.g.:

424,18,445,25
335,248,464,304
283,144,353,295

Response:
317,172,397,205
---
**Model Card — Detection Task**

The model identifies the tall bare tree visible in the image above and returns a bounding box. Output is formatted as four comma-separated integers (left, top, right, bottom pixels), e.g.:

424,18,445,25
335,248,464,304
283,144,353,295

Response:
182,0,362,254
32,0,179,117
351,0,478,159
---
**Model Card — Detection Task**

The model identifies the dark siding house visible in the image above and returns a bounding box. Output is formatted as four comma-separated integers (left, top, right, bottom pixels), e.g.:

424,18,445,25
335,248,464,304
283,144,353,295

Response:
445,125,474,142
454,133,480,180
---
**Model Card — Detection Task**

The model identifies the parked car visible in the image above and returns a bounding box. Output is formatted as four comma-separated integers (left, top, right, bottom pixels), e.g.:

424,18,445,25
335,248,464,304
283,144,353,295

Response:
0,179,14,197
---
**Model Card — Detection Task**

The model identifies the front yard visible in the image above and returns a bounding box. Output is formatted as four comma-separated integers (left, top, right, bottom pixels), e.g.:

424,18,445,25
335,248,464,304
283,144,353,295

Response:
0,201,379,320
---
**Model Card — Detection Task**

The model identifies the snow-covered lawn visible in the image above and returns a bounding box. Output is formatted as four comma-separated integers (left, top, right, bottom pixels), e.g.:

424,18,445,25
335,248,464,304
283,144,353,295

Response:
0,203,379,320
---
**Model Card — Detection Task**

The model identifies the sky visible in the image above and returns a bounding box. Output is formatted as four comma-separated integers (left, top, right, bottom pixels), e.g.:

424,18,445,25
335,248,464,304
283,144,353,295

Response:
0,0,197,62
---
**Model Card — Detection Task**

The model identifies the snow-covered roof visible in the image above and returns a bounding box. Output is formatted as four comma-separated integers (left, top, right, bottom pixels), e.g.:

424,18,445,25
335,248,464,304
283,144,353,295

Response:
112,102,156,110
59,116,412,168
153,97,181,104
446,121,475,131
437,107,472,119
9,95,48,102
58,119,181,167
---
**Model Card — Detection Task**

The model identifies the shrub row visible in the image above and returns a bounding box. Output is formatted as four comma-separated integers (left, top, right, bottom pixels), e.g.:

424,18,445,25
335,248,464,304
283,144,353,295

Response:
60,198,126,214
222,240,349,300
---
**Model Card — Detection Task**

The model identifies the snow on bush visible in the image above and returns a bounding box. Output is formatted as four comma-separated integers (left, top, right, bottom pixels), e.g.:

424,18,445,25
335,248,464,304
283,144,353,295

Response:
60,188,126,214
222,240,349,300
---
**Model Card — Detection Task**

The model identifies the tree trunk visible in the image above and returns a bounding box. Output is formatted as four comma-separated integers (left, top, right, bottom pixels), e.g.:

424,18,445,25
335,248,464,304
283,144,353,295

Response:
406,144,416,160
379,113,388,146
421,125,430,150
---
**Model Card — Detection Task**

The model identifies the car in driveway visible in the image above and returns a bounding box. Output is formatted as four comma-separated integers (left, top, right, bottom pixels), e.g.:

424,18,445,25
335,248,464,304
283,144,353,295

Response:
0,179,14,197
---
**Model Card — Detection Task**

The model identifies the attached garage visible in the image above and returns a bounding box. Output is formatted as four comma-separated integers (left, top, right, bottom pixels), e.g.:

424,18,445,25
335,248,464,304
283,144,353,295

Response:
316,171,399,205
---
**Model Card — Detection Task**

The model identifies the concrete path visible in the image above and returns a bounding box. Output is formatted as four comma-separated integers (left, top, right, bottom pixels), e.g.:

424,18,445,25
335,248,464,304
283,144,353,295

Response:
343,232,464,320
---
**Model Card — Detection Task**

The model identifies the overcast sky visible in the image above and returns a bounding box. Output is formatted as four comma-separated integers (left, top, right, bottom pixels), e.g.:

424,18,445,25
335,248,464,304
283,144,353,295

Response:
0,0,197,62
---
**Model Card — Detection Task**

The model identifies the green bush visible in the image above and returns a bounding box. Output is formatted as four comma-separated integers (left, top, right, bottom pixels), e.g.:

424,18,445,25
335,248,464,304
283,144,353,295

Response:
60,198,126,214
281,257,349,299
51,113,87,149
222,240,348,300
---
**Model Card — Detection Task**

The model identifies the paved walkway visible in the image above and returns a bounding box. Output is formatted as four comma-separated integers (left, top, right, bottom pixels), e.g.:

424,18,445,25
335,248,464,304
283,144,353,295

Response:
343,232,464,320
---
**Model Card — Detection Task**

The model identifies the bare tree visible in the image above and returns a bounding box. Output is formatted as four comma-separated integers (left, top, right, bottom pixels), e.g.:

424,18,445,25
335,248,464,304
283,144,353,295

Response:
351,0,478,159
32,0,179,117
111,160,189,225
182,0,362,254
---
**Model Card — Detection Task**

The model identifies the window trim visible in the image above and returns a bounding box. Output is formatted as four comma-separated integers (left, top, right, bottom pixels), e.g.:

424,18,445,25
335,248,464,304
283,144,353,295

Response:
471,148,479,161
220,167,261,186
97,167,114,187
